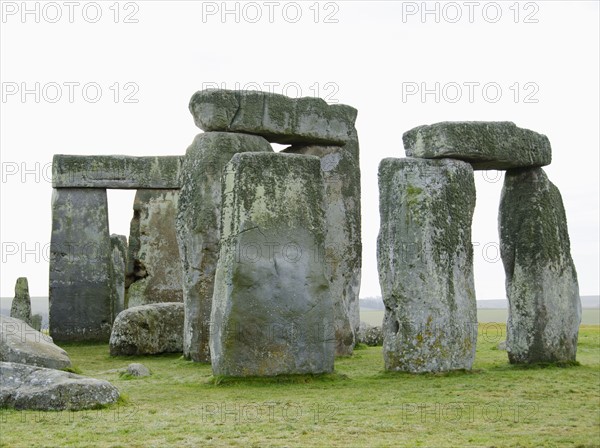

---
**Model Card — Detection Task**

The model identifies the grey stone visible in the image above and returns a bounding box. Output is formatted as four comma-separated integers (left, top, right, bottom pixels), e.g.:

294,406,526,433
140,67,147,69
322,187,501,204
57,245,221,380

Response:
10,277,32,325
49,188,115,342
211,152,334,377
189,89,358,146
111,234,128,320
109,303,184,356
52,154,183,189
176,132,273,362
0,361,119,411
377,158,477,373
403,121,552,170
126,363,151,377
283,144,361,356
126,190,183,308
497,340,507,351
357,322,383,347
0,315,72,370
499,167,581,364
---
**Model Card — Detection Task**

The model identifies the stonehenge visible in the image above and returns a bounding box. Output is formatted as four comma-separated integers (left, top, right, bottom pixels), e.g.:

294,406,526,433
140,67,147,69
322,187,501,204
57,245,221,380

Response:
45,89,581,376
376,121,581,372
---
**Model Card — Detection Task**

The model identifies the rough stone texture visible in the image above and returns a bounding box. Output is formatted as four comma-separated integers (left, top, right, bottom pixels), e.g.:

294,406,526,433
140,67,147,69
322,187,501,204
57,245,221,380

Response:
109,303,184,356
111,234,128,320
49,188,115,342
126,363,151,377
403,122,552,170
499,167,581,364
357,322,383,347
52,154,183,189
126,190,183,308
377,158,477,373
1,315,72,370
283,144,361,356
211,152,334,377
0,362,119,411
176,132,273,362
189,89,358,146
10,277,32,325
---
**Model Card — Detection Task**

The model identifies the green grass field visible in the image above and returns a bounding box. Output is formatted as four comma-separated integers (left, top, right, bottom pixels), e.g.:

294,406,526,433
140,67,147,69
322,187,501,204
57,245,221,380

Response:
2,325,599,448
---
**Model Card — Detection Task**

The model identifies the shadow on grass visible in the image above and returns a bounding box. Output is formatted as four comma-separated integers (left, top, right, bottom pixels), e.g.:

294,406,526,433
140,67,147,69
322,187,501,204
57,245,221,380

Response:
209,372,349,386
371,368,485,380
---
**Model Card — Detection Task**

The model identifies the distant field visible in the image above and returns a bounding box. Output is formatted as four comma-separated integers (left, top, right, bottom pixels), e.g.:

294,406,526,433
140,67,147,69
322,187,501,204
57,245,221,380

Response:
361,309,600,326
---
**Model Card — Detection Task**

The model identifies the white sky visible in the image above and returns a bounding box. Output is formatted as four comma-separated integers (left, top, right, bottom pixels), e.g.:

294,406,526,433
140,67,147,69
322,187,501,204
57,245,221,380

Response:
0,1,598,299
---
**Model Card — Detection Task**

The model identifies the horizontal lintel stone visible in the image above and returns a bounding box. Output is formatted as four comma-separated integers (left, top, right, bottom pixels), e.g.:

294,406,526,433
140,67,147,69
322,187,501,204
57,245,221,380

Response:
52,155,184,189
402,121,551,170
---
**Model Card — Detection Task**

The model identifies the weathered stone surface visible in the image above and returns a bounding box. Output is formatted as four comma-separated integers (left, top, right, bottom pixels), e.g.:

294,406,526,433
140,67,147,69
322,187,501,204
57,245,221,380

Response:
0,315,72,370
111,234,127,319
357,322,383,347
126,190,183,308
176,132,273,362
499,167,581,364
10,277,32,325
377,158,477,373
0,362,119,411
109,303,184,356
211,152,334,377
283,144,361,356
49,188,115,342
126,363,151,377
189,89,358,146
403,122,551,170
52,155,183,189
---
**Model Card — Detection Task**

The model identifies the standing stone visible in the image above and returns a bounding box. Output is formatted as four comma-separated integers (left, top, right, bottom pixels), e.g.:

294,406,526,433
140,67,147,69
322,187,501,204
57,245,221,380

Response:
499,167,581,364
403,121,552,170
49,188,115,342
377,158,477,373
283,144,361,356
126,190,183,308
111,234,127,320
211,152,334,376
176,132,273,362
10,277,32,325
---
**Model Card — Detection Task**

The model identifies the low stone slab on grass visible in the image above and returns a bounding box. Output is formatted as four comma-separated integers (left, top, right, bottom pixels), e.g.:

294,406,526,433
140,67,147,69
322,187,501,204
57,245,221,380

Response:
0,315,72,370
0,361,119,411
403,121,551,170
109,303,184,356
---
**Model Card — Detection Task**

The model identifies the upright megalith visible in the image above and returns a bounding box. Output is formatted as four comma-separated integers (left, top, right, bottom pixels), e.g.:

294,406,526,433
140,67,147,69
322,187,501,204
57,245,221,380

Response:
284,144,361,356
377,158,477,373
499,167,581,364
111,235,127,320
403,121,552,170
10,277,32,325
126,190,183,307
49,188,115,342
211,152,334,377
189,89,358,147
176,132,273,362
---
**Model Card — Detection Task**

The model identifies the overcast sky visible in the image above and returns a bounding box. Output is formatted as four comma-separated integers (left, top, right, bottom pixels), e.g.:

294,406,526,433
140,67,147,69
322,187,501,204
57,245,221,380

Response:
1,1,598,300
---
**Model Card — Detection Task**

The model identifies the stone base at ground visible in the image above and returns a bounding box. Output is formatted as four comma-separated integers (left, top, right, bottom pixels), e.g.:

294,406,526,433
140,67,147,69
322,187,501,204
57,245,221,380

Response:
1,315,72,370
109,303,184,356
0,362,119,411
